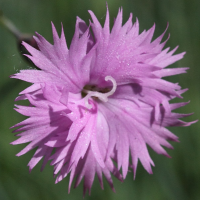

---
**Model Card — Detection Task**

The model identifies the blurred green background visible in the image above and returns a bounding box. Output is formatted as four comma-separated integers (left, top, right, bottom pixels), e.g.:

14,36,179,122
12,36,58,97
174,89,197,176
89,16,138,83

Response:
0,0,199,199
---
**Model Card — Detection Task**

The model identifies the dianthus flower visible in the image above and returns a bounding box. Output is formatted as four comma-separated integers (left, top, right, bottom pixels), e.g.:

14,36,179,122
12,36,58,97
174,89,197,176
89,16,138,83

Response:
11,7,195,195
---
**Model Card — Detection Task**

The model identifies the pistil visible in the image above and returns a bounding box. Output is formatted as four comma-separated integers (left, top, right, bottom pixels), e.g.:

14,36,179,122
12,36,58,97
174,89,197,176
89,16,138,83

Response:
83,76,117,109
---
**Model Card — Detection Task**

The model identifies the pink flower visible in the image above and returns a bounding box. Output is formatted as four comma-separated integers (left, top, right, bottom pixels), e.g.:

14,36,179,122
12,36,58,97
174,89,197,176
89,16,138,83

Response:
11,7,195,195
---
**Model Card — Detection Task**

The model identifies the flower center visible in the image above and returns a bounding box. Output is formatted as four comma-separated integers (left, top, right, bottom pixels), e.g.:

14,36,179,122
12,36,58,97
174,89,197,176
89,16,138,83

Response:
82,76,117,109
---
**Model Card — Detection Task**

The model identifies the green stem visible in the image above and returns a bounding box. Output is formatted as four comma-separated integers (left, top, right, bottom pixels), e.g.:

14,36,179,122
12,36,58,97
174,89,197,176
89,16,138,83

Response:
0,10,21,38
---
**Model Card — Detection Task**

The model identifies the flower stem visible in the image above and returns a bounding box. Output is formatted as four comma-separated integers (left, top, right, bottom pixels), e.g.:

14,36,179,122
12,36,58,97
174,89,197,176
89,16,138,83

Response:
0,10,21,39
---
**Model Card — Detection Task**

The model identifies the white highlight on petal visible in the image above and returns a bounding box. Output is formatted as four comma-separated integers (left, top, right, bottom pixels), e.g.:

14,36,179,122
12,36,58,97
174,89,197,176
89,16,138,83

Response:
84,76,117,109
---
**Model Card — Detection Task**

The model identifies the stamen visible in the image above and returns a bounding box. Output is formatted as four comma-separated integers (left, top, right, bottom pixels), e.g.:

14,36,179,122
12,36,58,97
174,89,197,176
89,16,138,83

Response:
84,76,117,109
